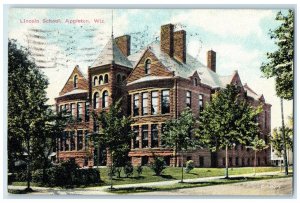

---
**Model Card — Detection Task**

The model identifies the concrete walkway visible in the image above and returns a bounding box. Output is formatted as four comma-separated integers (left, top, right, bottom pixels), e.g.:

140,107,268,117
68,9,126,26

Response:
7,171,289,195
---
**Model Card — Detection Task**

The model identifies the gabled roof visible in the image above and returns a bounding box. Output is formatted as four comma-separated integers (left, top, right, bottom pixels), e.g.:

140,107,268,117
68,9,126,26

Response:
127,41,234,88
243,83,261,100
90,36,133,68
57,89,88,98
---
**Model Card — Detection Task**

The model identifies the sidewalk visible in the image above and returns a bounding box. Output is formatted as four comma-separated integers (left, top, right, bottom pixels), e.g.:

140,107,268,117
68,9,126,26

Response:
7,171,286,195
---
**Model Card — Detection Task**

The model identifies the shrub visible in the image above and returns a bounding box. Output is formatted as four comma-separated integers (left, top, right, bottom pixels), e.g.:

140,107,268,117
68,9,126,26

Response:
185,160,194,173
150,157,166,176
115,167,122,178
14,170,27,182
136,165,143,177
123,162,134,178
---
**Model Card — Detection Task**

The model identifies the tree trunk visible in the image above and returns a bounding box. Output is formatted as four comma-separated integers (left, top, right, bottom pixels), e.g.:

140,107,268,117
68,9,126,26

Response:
180,151,184,183
254,151,257,176
110,152,113,190
225,144,229,179
280,98,289,175
26,137,31,190
174,144,177,167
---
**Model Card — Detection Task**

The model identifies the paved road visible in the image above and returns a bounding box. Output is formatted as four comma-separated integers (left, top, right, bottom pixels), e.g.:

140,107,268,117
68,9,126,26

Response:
7,171,293,196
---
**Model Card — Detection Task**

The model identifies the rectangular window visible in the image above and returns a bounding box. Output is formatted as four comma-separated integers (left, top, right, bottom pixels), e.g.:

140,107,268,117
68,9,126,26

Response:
142,92,148,115
84,130,89,149
70,131,75,151
133,126,139,149
161,123,166,147
77,130,83,150
142,125,148,148
264,111,268,130
65,131,69,151
186,91,191,108
70,103,76,118
133,94,139,116
77,102,83,122
60,105,64,112
151,91,158,115
161,90,170,114
199,94,203,112
64,104,69,111
85,102,90,122
151,124,158,148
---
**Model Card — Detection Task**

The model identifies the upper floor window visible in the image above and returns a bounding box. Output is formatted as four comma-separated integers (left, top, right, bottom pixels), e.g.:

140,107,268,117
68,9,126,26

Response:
102,90,108,108
161,90,170,114
142,92,148,115
194,78,198,86
117,74,121,83
93,76,98,86
186,91,191,108
74,75,78,88
151,91,159,115
99,75,104,85
85,102,90,122
77,130,83,150
77,102,83,122
145,59,151,75
199,94,204,112
264,111,268,130
122,75,126,82
93,92,100,109
133,94,139,116
70,103,76,118
104,74,109,83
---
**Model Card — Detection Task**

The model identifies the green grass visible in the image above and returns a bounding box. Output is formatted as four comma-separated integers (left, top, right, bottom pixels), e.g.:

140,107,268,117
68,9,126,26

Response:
10,166,291,188
108,174,293,194
96,166,287,186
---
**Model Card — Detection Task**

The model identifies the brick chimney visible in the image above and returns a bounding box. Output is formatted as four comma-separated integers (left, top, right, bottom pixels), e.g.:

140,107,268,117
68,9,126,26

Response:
161,24,174,57
174,30,186,63
115,35,131,56
207,50,216,72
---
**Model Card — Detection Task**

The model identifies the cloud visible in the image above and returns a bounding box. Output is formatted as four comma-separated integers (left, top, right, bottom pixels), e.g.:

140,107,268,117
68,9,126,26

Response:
171,9,274,38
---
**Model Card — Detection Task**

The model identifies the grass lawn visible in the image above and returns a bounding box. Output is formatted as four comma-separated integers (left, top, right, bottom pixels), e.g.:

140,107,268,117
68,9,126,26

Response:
96,166,288,186
108,174,293,194
10,166,291,188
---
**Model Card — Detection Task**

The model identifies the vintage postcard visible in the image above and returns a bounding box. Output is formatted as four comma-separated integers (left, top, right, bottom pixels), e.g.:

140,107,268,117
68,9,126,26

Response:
5,7,294,197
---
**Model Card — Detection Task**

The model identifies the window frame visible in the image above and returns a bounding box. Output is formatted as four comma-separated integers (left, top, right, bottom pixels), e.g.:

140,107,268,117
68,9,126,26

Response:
151,91,159,115
133,94,139,116
145,59,151,75
186,91,192,108
142,92,148,115
102,90,109,108
151,124,158,148
161,90,170,114
74,75,78,88
93,92,100,109
142,125,148,148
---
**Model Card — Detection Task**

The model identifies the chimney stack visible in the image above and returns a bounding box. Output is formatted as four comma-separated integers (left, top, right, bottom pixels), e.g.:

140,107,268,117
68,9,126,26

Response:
161,24,174,57
115,35,131,56
207,50,216,72
174,30,186,63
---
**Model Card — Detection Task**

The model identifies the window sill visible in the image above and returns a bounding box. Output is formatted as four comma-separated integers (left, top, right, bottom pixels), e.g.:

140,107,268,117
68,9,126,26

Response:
132,113,172,118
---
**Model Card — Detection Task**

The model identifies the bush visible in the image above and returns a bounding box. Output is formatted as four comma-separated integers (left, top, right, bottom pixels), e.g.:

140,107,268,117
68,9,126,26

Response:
31,160,100,187
14,170,27,182
150,157,166,176
123,162,134,178
185,160,194,173
136,165,143,177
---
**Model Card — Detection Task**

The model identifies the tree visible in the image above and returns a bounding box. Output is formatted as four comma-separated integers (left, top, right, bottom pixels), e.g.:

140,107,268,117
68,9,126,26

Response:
260,9,294,176
96,100,133,189
161,108,197,183
247,136,268,175
197,85,261,179
8,40,50,191
271,126,293,163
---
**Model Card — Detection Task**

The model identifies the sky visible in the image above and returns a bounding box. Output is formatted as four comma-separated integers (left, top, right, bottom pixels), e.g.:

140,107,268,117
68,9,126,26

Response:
8,8,293,130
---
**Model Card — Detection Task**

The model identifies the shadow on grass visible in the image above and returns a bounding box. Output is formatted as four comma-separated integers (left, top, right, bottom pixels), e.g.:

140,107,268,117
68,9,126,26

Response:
8,188,35,194
161,174,176,180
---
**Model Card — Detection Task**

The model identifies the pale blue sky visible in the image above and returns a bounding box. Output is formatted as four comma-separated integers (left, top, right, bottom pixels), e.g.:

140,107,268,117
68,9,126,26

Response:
8,8,293,129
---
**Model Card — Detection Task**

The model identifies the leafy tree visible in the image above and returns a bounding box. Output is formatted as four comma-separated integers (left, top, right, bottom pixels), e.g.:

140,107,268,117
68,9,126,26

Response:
271,126,293,157
161,108,197,182
247,136,268,175
96,100,133,189
150,157,166,176
197,85,261,178
8,40,50,191
260,9,294,175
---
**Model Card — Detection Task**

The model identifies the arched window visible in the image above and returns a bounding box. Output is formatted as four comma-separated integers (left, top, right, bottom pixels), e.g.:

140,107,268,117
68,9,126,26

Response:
117,74,121,83
145,59,151,74
122,75,126,82
93,92,99,109
74,75,78,88
99,75,103,85
93,76,98,86
102,91,109,108
194,78,198,86
104,74,109,83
